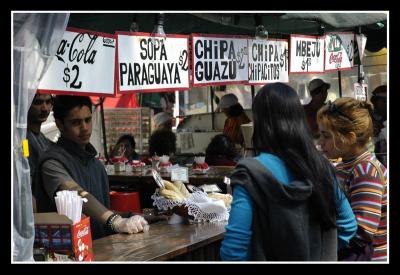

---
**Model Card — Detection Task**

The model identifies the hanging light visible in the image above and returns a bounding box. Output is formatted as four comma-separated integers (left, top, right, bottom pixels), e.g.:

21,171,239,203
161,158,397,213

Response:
129,16,139,32
151,13,166,46
255,25,268,39
254,14,268,40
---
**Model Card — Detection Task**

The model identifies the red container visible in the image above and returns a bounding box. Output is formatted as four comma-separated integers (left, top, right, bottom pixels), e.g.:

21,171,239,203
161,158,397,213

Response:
109,191,142,213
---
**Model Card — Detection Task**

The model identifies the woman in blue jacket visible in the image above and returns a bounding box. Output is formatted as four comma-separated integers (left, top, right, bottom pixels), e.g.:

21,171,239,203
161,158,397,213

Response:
220,83,357,261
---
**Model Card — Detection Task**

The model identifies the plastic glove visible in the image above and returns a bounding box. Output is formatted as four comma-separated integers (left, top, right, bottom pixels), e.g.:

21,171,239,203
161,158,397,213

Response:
112,215,149,234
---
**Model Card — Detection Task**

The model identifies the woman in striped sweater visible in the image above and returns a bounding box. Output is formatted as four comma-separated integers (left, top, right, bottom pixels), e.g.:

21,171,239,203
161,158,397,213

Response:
317,98,387,261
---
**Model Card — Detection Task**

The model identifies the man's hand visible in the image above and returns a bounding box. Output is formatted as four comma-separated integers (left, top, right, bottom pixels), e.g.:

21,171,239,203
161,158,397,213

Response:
112,215,149,234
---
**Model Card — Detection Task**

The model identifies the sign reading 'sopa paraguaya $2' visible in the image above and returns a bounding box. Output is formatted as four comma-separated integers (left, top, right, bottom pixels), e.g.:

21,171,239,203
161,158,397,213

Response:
117,33,190,92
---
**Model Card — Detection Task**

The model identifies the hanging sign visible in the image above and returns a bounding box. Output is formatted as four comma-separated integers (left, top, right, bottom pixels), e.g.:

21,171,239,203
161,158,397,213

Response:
354,83,368,101
117,32,190,93
324,32,354,72
247,39,289,84
38,28,117,97
192,34,249,86
289,34,324,74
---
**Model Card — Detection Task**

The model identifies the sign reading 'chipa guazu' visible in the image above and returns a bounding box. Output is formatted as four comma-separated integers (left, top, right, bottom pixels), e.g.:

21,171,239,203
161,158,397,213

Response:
192,34,249,86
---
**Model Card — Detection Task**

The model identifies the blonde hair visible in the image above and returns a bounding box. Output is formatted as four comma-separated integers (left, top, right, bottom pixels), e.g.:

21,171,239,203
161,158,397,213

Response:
317,97,374,148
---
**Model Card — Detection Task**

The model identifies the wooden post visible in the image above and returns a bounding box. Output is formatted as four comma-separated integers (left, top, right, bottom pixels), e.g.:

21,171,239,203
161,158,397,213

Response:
338,71,343,98
99,97,109,161
210,86,215,130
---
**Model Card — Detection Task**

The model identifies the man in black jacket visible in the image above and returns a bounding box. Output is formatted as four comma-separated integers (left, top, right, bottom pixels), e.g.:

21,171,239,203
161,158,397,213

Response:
34,95,148,240
27,93,53,212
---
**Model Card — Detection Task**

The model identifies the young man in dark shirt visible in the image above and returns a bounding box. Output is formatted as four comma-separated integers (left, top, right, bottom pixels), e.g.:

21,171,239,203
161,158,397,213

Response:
34,95,148,239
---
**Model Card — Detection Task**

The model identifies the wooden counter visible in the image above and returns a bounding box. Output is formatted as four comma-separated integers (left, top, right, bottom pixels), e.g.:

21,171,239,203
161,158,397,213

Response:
107,166,234,208
92,220,227,261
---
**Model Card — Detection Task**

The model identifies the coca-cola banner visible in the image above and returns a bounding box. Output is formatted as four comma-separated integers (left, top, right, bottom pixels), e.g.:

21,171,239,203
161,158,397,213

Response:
289,34,324,74
38,28,117,97
324,32,355,72
117,32,190,93
192,34,249,86
248,39,289,84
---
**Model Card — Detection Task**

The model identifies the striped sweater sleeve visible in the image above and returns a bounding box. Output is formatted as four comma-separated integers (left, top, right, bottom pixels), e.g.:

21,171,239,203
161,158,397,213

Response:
349,162,386,244
334,179,357,249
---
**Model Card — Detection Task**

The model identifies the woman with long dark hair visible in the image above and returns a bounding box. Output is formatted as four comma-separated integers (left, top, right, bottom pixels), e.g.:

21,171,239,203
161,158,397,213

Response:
220,83,357,261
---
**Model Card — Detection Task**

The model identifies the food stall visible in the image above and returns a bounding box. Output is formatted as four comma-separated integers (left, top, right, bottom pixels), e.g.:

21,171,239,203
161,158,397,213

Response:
12,12,387,262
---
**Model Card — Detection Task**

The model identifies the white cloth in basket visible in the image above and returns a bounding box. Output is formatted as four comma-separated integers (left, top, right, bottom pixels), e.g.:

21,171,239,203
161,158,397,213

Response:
151,189,229,222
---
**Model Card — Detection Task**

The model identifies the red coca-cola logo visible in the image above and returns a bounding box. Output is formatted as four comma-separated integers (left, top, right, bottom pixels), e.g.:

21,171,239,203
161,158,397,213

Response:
77,226,89,238
329,52,342,64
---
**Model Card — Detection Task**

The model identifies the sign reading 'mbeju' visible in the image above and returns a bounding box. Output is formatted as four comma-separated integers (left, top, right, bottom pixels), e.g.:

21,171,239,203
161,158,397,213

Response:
192,34,249,86
289,34,324,74
324,32,354,72
38,28,117,97
248,39,289,84
117,32,190,93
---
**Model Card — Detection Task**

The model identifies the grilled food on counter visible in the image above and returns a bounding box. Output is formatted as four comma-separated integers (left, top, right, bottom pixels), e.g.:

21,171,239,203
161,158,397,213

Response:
159,188,186,201
159,180,190,201
174,181,190,198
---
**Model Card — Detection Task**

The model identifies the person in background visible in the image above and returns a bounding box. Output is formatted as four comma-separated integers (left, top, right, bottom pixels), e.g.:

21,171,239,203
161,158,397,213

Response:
110,134,139,162
205,134,237,166
217,93,251,152
27,93,53,177
160,92,175,115
152,111,173,132
303,78,330,139
27,93,54,212
317,97,387,261
33,95,148,240
148,129,177,160
220,83,357,261
370,85,387,166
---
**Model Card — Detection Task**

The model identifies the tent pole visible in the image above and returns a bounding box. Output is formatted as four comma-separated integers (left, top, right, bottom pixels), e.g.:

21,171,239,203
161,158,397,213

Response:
338,71,343,98
251,85,255,101
99,97,109,161
210,86,215,130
